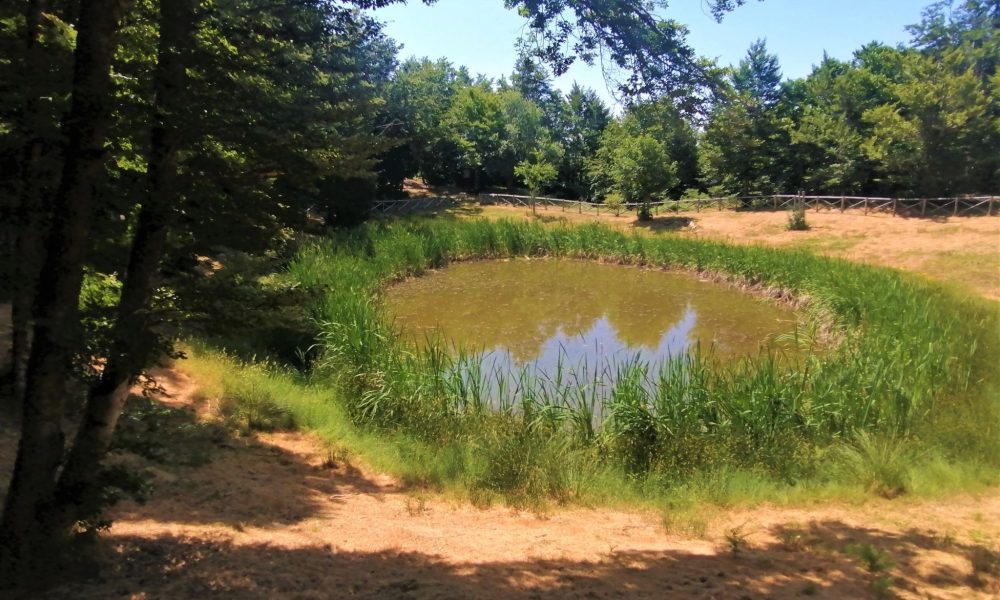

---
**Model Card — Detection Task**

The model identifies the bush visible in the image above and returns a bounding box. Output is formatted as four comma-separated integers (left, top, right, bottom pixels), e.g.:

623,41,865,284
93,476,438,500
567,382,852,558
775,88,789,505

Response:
832,432,916,498
788,204,810,230
222,381,295,432
604,192,625,216
470,419,573,508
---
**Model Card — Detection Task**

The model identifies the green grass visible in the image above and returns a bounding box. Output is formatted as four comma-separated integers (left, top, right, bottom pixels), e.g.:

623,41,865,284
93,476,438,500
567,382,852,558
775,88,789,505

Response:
187,217,1000,510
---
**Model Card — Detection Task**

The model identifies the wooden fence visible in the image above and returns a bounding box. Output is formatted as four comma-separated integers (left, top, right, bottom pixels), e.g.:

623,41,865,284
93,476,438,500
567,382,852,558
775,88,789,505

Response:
371,196,463,213
476,193,1000,218
371,193,1000,218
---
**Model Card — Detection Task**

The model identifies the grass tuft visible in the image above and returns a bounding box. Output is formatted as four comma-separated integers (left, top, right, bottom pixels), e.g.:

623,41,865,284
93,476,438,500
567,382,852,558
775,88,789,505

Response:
832,432,917,498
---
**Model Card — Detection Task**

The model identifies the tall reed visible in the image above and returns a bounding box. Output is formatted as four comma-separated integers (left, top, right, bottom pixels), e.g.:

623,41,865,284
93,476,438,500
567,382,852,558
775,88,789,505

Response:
274,218,1000,501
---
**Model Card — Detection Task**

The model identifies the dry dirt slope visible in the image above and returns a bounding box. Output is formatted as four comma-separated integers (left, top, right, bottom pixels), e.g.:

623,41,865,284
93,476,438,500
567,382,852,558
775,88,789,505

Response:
19,368,997,600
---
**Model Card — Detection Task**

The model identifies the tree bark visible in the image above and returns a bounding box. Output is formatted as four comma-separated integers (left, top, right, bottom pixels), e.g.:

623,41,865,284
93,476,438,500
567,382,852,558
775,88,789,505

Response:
54,0,194,525
10,0,51,403
0,0,131,579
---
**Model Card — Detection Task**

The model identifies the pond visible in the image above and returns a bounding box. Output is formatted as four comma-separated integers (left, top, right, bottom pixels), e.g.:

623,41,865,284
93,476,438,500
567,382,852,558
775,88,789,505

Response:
386,260,800,387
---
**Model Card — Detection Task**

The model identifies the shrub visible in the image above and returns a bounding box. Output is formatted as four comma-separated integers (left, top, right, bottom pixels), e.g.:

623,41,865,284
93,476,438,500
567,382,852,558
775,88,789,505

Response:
604,192,626,216
833,432,916,498
847,542,893,572
469,418,573,507
222,381,295,432
787,204,810,230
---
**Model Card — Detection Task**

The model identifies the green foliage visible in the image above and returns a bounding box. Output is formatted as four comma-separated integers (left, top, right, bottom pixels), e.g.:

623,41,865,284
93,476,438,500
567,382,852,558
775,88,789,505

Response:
791,105,868,194
847,542,894,572
469,419,574,508
269,218,1000,507
732,39,784,106
787,204,810,230
845,542,896,597
385,57,471,184
444,84,505,188
591,128,675,219
78,269,124,380
506,0,733,106
222,381,295,433
700,9,998,198
558,84,612,199
832,432,917,498
603,192,626,215
612,135,674,219
514,159,558,196
861,49,997,195
700,39,794,197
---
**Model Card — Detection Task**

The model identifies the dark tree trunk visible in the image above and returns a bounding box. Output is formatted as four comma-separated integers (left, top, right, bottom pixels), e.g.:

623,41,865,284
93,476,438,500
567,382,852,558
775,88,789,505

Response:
0,0,131,579
10,0,51,403
54,0,194,525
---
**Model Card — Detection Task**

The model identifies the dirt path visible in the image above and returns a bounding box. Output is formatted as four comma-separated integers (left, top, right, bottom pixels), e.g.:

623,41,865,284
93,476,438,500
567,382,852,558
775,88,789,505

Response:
463,204,1000,300
41,368,998,599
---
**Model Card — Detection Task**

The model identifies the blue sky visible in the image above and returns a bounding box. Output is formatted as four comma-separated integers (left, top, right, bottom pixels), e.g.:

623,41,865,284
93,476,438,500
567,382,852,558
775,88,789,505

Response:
371,0,929,106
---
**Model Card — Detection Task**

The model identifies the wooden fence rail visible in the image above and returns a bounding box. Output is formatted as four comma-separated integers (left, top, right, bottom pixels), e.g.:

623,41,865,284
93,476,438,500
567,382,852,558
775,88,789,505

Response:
371,197,463,213
371,193,1000,218
477,193,1000,218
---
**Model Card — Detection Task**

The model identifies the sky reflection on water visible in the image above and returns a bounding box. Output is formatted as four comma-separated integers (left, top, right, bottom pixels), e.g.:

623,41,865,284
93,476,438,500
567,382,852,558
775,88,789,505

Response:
387,260,798,386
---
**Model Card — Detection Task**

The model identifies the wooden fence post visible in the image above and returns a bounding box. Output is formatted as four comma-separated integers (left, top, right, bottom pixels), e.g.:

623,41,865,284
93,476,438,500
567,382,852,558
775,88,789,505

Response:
921,198,927,217
953,197,959,217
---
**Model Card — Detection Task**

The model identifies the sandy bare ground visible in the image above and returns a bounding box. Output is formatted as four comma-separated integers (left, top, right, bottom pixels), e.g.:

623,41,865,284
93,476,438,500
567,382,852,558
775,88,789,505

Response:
22,367,996,599
461,204,1000,300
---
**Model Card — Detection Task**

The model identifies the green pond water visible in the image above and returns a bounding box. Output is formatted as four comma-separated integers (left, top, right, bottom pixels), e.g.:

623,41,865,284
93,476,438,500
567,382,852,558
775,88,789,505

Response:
386,260,799,382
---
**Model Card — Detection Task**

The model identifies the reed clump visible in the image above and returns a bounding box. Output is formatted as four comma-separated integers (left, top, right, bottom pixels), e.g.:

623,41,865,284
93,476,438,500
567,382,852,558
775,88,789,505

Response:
196,217,999,507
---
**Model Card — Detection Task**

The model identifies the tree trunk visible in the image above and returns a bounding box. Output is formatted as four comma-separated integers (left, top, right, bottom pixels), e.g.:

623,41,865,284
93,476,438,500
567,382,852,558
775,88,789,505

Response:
10,0,51,403
54,0,194,525
0,0,131,579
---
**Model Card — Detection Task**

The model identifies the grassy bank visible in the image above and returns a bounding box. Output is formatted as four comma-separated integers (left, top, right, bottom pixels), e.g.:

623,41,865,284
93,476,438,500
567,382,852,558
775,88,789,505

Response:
186,217,1000,510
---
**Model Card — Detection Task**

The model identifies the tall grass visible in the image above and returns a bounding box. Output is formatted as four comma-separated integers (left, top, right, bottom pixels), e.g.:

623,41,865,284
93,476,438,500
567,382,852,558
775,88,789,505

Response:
209,218,1000,506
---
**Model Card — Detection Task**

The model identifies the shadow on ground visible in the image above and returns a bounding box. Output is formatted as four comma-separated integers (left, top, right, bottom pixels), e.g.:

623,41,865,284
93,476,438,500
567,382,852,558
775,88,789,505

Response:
2,368,997,599
30,521,998,599
0,380,400,531
106,387,401,530
633,216,694,232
